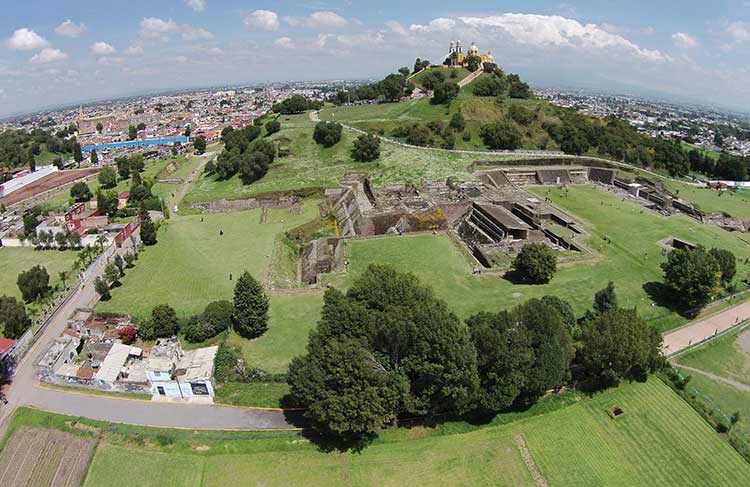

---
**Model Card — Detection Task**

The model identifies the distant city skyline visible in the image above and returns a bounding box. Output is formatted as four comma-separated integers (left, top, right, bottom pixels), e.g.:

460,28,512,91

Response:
2,0,750,117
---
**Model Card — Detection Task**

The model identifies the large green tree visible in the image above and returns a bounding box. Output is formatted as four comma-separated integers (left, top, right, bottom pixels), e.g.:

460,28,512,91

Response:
193,136,207,154
17,265,50,302
70,182,92,203
0,295,31,339
149,304,180,338
661,247,720,312
138,206,157,246
579,308,664,387
232,271,269,338
512,243,557,283
98,166,117,189
467,311,533,411
432,81,459,105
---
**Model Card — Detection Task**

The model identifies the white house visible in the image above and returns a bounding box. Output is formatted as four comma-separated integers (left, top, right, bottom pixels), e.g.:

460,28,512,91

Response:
146,338,217,400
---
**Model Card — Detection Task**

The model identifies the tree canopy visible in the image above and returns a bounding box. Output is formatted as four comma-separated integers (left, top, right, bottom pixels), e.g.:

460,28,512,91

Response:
313,122,343,148
661,247,720,312
232,271,269,338
512,243,557,283
351,134,381,162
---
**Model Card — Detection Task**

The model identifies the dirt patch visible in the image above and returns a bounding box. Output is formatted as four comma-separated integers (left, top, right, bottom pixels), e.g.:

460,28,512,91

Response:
0,426,96,487
514,433,549,487
192,444,211,451
737,330,750,354
408,426,434,439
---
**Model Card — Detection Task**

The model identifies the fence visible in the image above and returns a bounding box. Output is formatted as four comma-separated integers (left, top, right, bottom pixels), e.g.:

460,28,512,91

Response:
666,368,750,462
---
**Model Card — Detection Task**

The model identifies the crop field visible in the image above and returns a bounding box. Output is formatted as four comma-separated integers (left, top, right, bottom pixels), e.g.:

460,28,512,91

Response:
0,426,96,487
17,379,734,486
182,114,517,206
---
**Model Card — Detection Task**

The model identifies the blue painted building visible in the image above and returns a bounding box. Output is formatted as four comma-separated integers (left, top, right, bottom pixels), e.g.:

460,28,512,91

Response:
82,136,190,152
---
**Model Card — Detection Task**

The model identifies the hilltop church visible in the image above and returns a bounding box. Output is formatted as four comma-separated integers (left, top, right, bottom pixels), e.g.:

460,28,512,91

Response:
445,40,494,68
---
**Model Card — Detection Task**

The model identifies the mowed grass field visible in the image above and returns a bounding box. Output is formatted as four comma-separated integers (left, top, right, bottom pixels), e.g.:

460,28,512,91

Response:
95,202,324,372
46,380,744,486
677,324,750,385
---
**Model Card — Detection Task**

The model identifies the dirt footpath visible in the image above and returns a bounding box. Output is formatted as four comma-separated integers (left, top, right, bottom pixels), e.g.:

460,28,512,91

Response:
663,301,750,355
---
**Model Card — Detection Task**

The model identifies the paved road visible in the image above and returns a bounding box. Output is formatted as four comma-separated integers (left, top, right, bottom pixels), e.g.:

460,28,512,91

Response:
673,364,750,393
663,300,750,355
0,236,295,436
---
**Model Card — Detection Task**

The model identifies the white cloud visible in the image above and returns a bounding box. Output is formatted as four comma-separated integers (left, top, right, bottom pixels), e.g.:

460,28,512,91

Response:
29,48,67,64
244,10,280,32
125,45,144,56
97,56,125,66
385,21,409,37
186,0,205,12
181,26,214,41
55,20,86,38
728,21,750,42
672,32,698,49
6,28,50,50
175,55,189,63
273,37,295,49
90,42,116,55
139,17,178,41
408,14,665,62
284,11,348,30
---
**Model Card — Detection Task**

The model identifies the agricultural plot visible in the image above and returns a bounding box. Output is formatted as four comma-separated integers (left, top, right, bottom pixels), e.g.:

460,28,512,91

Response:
0,426,96,487
76,379,750,486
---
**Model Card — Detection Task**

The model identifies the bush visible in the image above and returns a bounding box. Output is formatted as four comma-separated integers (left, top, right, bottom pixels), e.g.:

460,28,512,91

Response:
183,315,214,343
118,326,136,345
479,121,522,150
265,120,281,135
512,243,557,283
203,300,234,335
432,81,459,105
313,122,343,148
351,134,381,162
150,304,180,338
214,343,242,382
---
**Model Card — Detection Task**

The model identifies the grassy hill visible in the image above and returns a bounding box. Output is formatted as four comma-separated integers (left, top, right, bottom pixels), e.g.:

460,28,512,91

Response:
321,88,562,152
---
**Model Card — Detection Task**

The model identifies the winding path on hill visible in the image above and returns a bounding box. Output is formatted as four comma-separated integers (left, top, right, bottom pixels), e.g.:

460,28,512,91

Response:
311,109,705,187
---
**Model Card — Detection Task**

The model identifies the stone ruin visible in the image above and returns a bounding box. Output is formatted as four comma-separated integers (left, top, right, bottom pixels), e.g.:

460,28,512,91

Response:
191,194,301,214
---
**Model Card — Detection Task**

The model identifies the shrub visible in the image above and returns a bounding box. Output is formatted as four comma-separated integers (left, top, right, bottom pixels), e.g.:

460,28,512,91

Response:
479,121,522,150
512,243,557,283
118,326,136,345
150,304,180,338
313,122,343,148
352,134,381,162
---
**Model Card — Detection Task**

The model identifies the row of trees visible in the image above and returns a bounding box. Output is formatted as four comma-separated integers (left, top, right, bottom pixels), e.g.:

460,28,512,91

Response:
287,265,664,445
331,71,412,105
688,150,750,182
29,228,82,250
272,95,324,115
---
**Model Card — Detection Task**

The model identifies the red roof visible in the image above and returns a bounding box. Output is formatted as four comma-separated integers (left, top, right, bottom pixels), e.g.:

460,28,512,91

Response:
0,338,16,355
118,192,130,199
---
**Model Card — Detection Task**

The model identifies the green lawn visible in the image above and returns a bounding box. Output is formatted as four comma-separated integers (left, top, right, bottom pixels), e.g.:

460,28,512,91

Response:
213,382,290,409
662,180,750,220
226,292,322,374
71,380,750,486
0,247,78,336
677,325,750,386
96,201,321,320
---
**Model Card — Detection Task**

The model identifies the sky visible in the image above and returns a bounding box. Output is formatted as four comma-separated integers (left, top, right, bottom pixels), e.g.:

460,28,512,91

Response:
2,0,750,117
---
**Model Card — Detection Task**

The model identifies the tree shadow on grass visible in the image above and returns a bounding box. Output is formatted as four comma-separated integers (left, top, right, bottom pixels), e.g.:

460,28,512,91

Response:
642,281,698,318
502,270,548,286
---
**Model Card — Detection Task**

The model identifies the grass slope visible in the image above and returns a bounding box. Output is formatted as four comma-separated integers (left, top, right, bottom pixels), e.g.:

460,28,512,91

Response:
71,380,750,485
182,114,522,206
662,180,750,220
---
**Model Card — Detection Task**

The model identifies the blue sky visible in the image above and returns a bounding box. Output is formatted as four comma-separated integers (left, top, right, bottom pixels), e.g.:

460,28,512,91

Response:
1,0,750,116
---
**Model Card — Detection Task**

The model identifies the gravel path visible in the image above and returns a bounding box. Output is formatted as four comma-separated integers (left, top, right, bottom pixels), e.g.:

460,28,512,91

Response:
673,364,750,392
662,301,750,356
